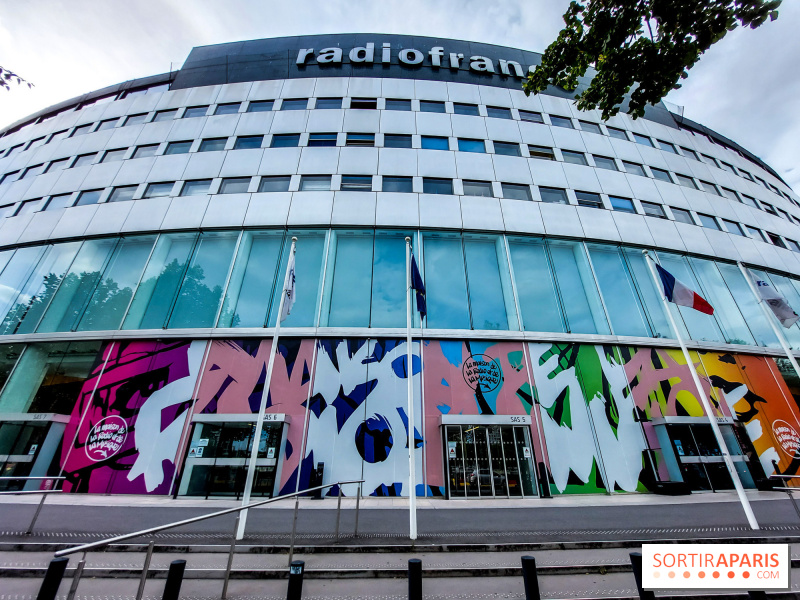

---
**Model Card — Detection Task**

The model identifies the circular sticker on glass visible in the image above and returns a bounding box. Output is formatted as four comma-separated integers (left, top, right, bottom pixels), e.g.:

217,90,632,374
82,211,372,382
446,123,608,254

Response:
85,415,128,462
462,354,502,393
772,419,800,458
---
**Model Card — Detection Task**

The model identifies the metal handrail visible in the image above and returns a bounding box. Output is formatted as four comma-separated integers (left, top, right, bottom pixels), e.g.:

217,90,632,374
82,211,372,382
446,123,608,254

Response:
0,476,66,531
55,479,364,557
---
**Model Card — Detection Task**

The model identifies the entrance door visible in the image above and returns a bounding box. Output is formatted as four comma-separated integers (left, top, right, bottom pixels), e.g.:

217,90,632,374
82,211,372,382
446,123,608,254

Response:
666,424,753,491
445,424,536,498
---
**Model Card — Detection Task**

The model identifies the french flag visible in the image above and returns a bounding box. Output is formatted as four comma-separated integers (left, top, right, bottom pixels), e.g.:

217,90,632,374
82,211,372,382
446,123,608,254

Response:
656,264,714,315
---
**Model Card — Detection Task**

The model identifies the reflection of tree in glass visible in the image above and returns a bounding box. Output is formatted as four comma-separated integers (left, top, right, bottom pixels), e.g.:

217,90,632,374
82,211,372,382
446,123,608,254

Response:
138,259,223,328
0,273,63,335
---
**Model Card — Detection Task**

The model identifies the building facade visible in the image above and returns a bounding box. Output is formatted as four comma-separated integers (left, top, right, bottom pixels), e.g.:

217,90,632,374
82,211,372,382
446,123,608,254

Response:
1,34,800,500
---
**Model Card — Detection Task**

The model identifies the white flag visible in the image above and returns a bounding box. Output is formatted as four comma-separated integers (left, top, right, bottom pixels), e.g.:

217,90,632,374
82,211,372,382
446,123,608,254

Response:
280,251,296,322
752,272,799,328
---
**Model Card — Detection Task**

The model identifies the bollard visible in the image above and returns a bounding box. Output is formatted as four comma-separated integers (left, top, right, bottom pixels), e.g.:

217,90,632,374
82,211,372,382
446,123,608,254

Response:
408,558,422,600
287,560,305,600
629,552,655,600
161,559,186,600
520,555,541,600
36,557,69,600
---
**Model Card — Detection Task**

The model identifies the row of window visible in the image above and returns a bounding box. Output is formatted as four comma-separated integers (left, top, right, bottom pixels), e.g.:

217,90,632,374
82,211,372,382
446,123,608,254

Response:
0,228,796,352
1,94,791,209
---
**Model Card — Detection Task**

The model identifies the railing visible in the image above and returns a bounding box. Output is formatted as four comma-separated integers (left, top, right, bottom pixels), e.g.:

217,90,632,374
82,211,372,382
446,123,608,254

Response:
0,476,65,534
50,479,364,600
768,473,800,520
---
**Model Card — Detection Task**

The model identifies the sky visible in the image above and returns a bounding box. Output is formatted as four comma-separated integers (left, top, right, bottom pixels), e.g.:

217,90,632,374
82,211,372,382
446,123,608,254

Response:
0,0,797,190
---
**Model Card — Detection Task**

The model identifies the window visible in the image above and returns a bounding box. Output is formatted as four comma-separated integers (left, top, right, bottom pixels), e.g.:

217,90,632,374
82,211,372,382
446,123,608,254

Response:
183,105,209,118
71,123,92,137
234,135,264,150
340,175,373,192
740,170,754,181
722,219,745,236
786,239,800,253
101,149,127,163
699,180,722,196
453,103,479,116
549,115,574,129
720,187,739,202
247,100,274,112
0,171,19,185
632,133,654,147
650,167,672,182
270,133,300,148
761,202,777,216
4,143,23,156
487,106,512,120
420,100,446,113
697,213,720,230
21,164,45,179
144,182,174,198
768,232,787,248
45,158,69,173
382,176,413,193
219,177,251,194
350,98,377,110
308,133,337,147
15,198,44,216
539,187,568,204
718,161,736,173
575,191,603,208
701,154,719,167
108,185,137,202
681,147,700,161
671,207,694,224
383,134,412,148
385,98,411,111
153,109,177,122
0,204,14,218
75,189,103,206
747,226,766,242
258,176,291,192
315,97,342,109
281,98,308,110
421,136,449,150
346,133,374,147
493,141,521,157
609,196,636,213
561,150,588,166
180,179,212,196
299,175,331,191
72,153,97,167
741,194,759,209
165,141,192,155
95,118,118,131
501,183,531,201
641,201,666,218
47,129,69,143
214,102,241,115
462,180,493,197
593,155,618,171
518,110,544,124
44,194,74,210
579,120,603,135
658,139,678,154
528,145,555,160
422,177,453,195
123,113,148,126
26,137,46,151
132,145,158,159
607,126,628,140
458,138,485,153
199,138,227,152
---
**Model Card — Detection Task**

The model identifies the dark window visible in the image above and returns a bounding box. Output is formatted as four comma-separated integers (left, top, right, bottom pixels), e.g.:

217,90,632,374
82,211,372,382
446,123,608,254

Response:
768,232,787,248
458,138,485,153
650,167,672,182
15,198,44,216
671,208,694,224
382,176,413,193
180,179,212,196
658,140,678,154
632,133,654,147
699,180,722,196
420,100,446,113
421,136,449,150
214,102,241,115
247,100,274,112
609,196,636,213
606,126,628,140
487,106,512,120
422,177,453,195
281,98,308,111
44,194,74,210
153,109,177,122
593,155,618,171
132,145,158,159
453,103,479,116
183,106,209,118
75,189,103,206
95,118,118,131
346,133,374,147
101,149,127,163
123,113,148,126
383,134,412,148
681,147,700,161
641,201,666,218
219,177,251,194
720,187,739,201
675,174,698,189
300,175,331,191
528,145,555,160
45,158,69,173
501,183,531,201
199,138,227,152
21,164,45,179
385,98,411,111
575,191,603,208
561,150,588,166
72,153,97,167
747,226,766,242
271,134,301,148
258,176,291,192
762,202,777,216
539,187,568,204
350,98,377,110
308,133,337,147
71,123,93,137
0,171,19,184
340,175,373,192
579,121,603,135
493,141,521,157
143,182,174,198
462,180,493,197
697,213,720,230
165,141,192,155
108,185,137,202
722,219,745,236
549,115,573,129
315,97,342,109
518,110,544,124
234,135,264,150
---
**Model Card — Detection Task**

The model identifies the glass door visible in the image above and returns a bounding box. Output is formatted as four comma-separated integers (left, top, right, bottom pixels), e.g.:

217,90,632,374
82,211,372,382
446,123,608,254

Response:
666,424,743,491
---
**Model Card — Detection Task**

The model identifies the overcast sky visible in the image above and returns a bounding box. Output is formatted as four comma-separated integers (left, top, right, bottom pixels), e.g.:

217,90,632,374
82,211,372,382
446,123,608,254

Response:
0,0,797,190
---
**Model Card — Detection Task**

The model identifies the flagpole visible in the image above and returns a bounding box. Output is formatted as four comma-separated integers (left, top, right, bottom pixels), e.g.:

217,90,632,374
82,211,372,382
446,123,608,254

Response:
405,236,418,540
643,251,759,530
237,236,297,540
737,261,800,383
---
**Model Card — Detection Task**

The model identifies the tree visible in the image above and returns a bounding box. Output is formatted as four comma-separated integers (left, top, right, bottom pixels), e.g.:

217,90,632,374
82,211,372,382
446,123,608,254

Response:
0,65,32,90
524,0,781,120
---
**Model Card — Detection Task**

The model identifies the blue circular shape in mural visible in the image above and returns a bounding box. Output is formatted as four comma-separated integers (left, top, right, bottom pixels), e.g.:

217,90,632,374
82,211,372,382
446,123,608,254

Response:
355,415,393,463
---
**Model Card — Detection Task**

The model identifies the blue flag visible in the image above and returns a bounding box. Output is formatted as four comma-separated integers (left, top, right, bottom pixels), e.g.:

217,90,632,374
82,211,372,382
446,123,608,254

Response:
410,254,426,319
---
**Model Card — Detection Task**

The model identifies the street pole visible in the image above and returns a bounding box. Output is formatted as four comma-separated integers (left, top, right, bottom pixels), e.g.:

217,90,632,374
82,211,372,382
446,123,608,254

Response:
405,237,418,540
643,251,759,530
237,237,297,540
